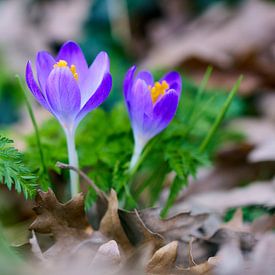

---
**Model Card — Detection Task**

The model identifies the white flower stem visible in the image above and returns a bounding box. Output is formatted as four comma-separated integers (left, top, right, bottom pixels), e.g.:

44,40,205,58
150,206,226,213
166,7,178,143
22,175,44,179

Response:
65,129,79,197
129,138,146,172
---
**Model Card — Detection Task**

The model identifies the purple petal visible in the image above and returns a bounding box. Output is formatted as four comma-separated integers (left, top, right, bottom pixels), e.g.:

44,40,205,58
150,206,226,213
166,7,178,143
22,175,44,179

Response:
45,67,81,129
129,79,153,135
136,70,154,86
56,41,88,83
161,71,181,96
80,51,110,106
76,72,112,125
123,66,136,103
36,51,55,93
25,61,50,111
143,89,179,139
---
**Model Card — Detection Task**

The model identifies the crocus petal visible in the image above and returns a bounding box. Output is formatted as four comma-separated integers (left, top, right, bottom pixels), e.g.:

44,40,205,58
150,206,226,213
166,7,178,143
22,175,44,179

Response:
25,61,50,111
143,89,179,139
129,79,153,134
45,67,81,129
161,71,181,95
36,51,55,93
75,72,112,125
80,51,110,107
136,70,154,86
123,65,136,103
56,41,88,83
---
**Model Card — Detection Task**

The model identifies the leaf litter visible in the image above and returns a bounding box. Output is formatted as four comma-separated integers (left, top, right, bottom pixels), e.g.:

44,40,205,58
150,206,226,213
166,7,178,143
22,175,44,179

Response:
19,174,273,275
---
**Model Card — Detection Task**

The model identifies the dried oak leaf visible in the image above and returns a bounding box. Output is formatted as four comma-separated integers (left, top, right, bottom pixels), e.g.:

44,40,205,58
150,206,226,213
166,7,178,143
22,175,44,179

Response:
29,189,93,258
99,189,164,254
98,189,209,267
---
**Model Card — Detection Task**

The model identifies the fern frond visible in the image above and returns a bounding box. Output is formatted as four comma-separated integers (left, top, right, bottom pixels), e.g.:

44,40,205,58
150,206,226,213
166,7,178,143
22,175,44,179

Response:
0,136,37,199
161,148,208,217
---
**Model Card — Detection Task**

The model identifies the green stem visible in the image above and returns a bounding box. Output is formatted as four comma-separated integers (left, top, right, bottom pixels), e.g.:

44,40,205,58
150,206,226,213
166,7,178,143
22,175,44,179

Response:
183,66,213,138
16,75,49,190
199,75,243,153
187,66,213,122
128,137,157,178
64,129,79,197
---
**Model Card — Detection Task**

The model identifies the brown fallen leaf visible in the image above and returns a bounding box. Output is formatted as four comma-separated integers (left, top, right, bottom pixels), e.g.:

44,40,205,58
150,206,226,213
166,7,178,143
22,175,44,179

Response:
89,240,121,274
138,208,209,242
176,256,217,275
146,241,178,274
29,189,93,259
99,189,133,253
117,208,164,251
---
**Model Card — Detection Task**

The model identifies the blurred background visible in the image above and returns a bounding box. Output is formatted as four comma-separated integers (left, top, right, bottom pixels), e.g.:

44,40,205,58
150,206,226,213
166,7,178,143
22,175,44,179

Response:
1,0,275,251
2,0,275,133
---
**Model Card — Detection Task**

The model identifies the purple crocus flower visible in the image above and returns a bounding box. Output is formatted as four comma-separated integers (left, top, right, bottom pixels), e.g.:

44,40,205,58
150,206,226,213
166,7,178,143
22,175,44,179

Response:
123,66,181,169
25,41,112,196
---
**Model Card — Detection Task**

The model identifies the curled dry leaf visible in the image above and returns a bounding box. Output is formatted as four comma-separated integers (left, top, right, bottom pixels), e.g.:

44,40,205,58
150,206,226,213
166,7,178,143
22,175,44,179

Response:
146,241,178,274
99,189,133,253
98,189,164,253
89,240,121,274
118,209,164,250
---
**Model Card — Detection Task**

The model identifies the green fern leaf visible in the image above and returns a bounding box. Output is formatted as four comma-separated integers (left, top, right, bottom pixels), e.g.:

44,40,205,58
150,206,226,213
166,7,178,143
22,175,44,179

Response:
0,135,37,199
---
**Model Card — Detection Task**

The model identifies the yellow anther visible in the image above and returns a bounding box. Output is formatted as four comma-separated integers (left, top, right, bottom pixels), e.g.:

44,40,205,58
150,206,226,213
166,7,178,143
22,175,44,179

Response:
73,73,79,80
149,80,169,103
70,65,76,75
53,60,78,80
70,65,78,80
54,60,68,68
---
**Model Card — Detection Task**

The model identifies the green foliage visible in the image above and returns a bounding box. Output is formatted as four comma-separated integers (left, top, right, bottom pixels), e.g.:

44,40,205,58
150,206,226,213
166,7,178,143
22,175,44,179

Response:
0,136,37,199
24,71,244,211
224,206,275,223
160,146,209,217
0,66,23,125
25,104,133,206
